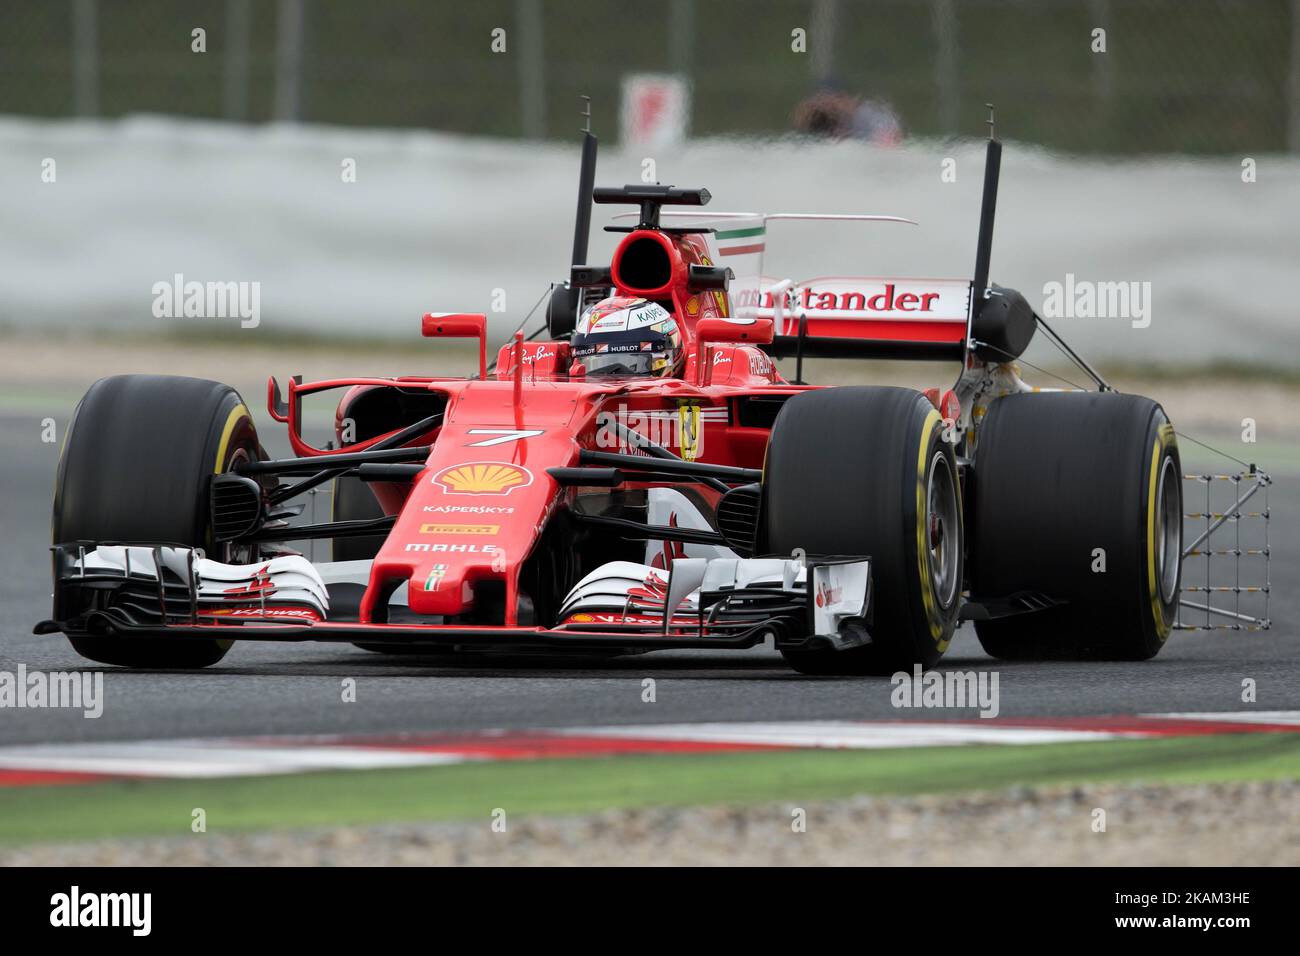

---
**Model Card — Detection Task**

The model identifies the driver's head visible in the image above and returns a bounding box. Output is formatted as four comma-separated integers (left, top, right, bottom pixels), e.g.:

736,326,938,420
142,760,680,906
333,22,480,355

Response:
571,296,683,378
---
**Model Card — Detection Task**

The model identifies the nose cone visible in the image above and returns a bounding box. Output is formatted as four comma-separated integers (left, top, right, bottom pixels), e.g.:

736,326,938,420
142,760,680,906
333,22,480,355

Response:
370,457,541,620
359,383,590,625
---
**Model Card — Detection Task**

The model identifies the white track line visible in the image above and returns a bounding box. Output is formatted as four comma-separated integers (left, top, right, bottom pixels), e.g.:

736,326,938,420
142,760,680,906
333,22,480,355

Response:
1,713,1294,781
1141,711,1300,725
555,721,1120,749
0,741,466,778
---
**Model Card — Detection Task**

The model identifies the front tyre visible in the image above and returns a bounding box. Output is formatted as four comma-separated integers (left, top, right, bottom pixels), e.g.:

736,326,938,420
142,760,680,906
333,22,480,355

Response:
762,387,963,675
53,375,262,668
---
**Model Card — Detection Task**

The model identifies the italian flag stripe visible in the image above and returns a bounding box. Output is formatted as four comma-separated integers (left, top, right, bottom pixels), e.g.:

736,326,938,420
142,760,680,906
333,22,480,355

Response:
715,226,766,240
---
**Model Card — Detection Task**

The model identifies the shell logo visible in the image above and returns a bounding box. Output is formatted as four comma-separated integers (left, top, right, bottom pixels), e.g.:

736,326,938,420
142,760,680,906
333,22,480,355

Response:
433,461,533,496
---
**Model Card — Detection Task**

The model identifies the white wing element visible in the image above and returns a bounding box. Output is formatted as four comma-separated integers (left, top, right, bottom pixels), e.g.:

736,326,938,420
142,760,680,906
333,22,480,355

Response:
644,488,739,565
557,555,872,644
563,561,668,605
74,546,330,618
558,557,812,623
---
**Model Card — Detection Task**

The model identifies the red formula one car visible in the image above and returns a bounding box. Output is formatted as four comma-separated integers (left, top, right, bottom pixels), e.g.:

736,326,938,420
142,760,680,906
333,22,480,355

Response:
41,130,1192,674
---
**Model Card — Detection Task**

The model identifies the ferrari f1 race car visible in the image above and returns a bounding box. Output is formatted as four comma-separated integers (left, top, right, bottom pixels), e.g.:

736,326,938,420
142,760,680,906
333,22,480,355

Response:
40,126,1226,675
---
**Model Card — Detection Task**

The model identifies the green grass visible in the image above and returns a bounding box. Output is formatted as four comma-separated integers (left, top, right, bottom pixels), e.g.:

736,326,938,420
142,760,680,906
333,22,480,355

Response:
2,733,1298,845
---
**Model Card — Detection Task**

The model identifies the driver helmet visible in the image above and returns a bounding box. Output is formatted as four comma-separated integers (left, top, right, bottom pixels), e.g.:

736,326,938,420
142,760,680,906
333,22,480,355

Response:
571,296,683,378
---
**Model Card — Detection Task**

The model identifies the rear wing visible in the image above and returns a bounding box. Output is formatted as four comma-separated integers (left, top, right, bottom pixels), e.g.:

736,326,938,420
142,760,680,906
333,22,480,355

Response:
596,114,1054,376
646,211,975,361
746,274,972,361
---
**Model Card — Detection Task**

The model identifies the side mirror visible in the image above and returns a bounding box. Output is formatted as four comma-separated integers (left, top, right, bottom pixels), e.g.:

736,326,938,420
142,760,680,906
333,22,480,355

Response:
695,318,775,386
422,312,488,379
695,317,774,346
570,265,613,288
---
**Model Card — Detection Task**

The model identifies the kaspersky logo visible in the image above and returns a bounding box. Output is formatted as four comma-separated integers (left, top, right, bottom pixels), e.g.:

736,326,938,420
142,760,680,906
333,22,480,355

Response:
423,504,514,514
405,543,498,553
433,462,533,496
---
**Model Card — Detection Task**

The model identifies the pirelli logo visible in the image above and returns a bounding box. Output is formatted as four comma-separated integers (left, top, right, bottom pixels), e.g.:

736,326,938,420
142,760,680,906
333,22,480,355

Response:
419,523,500,535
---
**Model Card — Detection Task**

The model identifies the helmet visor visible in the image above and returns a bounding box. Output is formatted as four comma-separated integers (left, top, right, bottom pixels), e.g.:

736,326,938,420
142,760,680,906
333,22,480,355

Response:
581,347,672,378
572,325,677,378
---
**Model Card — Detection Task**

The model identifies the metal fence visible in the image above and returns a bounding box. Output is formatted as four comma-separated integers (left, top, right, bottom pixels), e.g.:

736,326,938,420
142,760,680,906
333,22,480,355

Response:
1,0,1296,153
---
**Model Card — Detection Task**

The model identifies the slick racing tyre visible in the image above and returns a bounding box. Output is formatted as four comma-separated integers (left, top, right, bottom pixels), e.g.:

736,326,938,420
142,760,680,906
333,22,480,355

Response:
53,375,262,668
969,392,1181,661
762,387,963,675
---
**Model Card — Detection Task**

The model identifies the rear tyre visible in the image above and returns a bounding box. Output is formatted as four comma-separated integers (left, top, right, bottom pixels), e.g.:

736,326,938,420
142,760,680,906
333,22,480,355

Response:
762,387,963,675
53,375,261,668
970,392,1181,661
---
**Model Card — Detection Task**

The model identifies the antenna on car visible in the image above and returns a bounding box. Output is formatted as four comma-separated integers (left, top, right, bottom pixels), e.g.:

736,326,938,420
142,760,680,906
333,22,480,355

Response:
547,96,600,338
963,108,1111,390
571,95,598,269
970,102,1001,318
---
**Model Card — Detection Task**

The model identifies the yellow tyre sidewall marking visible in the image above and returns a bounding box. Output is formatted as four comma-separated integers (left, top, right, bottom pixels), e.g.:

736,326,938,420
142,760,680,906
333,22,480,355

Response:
914,408,948,649
1146,422,1177,642
214,403,249,474
211,402,250,650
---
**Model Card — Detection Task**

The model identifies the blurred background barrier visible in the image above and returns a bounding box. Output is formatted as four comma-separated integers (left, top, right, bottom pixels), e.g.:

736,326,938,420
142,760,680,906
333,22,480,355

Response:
4,0,1299,153
1,0,1297,366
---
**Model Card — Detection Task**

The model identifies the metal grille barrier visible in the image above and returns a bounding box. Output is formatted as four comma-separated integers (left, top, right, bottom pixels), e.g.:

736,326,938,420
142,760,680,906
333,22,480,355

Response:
1176,470,1271,631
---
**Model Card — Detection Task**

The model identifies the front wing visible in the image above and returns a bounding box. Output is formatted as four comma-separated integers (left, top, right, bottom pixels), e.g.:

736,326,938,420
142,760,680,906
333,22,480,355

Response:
40,543,873,654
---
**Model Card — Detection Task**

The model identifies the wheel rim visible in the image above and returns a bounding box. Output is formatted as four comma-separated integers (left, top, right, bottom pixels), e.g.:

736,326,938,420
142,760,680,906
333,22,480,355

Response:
1155,454,1181,604
926,451,961,610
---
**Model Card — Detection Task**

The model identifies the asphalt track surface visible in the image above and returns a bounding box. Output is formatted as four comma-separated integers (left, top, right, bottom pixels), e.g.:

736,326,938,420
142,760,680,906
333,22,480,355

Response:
1,411,1295,747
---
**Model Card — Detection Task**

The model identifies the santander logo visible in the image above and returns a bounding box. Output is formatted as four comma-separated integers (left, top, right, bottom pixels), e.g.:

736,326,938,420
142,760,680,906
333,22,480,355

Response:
740,277,971,325
796,283,940,314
